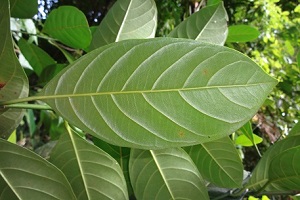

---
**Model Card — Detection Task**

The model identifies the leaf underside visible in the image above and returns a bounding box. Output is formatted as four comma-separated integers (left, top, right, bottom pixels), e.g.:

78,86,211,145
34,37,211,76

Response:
40,38,277,149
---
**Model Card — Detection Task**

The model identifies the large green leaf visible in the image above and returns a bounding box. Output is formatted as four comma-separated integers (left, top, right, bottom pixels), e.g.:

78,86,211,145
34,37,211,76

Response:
185,137,243,188
10,0,38,19
43,6,91,49
129,148,209,200
0,139,76,199
168,2,228,45
0,0,28,138
49,128,128,200
226,25,260,43
39,38,277,149
247,136,300,191
90,0,157,50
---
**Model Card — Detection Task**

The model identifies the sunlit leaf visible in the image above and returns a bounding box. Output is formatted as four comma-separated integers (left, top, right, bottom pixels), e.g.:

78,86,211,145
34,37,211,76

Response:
129,148,209,200
0,139,76,199
10,0,38,19
226,25,260,43
40,38,277,149
235,134,263,147
90,0,157,50
168,2,228,45
0,0,28,139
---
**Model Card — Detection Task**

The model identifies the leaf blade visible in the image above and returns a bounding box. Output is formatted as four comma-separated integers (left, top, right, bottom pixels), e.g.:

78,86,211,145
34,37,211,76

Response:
226,25,260,43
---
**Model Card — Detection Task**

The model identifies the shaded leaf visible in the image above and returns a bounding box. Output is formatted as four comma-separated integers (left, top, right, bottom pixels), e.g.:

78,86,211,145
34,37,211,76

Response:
0,0,28,138
289,121,300,136
0,138,76,199
49,128,128,200
207,0,222,6
226,25,260,43
185,137,243,188
129,148,209,200
90,0,157,50
168,2,228,45
43,6,91,49
40,38,277,149
10,0,38,19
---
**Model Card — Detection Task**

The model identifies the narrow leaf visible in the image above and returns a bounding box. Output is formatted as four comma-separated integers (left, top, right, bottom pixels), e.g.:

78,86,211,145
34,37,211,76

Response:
0,139,76,199
40,38,277,149
185,137,243,188
226,25,260,43
43,6,91,49
49,128,129,200
90,0,157,50
10,0,38,19
168,2,228,45
129,148,209,200
0,0,28,138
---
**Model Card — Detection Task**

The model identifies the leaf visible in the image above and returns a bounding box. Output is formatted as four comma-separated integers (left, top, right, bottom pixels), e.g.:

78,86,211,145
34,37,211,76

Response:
18,38,56,76
0,138,76,199
168,2,228,45
207,0,222,6
265,146,300,191
43,6,92,49
185,137,243,188
49,127,129,200
40,38,277,149
10,0,38,19
235,134,262,147
90,0,157,50
129,148,209,200
0,0,28,139
289,121,300,136
297,51,300,70
247,136,300,191
226,25,260,43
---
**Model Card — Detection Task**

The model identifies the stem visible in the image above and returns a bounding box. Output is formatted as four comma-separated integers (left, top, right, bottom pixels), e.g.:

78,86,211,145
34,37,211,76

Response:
12,30,57,41
0,96,43,106
1,103,52,110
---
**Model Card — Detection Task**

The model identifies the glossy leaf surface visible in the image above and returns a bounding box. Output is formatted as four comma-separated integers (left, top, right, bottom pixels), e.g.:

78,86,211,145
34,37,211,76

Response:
0,139,76,200
226,25,260,43
10,0,38,18
49,129,128,200
40,38,277,149
0,0,28,138
168,2,228,45
90,0,157,50
43,6,91,49
185,137,243,187
129,148,209,200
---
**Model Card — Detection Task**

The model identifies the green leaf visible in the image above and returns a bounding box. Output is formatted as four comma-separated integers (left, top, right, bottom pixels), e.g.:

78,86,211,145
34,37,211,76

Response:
207,0,222,6
185,137,243,188
39,38,277,149
226,25,260,43
289,121,300,136
297,51,300,70
168,2,228,45
235,134,263,147
0,138,76,199
129,148,209,200
0,0,28,139
10,0,38,19
247,136,300,191
90,0,157,50
38,64,65,86
43,6,91,49
18,38,56,76
49,127,129,200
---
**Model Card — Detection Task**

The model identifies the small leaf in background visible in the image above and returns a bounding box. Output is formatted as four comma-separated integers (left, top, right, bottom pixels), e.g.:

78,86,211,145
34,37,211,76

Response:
90,0,157,50
129,148,209,200
0,0,29,139
226,25,260,43
43,6,92,49
49,127,129,200
168,2,228,45
288,121,300,136
10,0,38,19
185,137,243,188
235,134,263,147
0,139,76,199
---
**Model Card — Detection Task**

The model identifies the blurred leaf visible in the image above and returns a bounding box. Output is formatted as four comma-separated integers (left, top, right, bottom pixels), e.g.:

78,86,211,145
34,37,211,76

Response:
129,148,209,200
284,40,294,56
24,109,36,137
49,127,129,200
43,6,91,49
185,137,243,188
0,0,28,139
168,2,228,45
0,138,76,199
235,134,263,147
226,25,260,43
7,130,16,143
297,51,300,70
207,0,222,6
10,0,37,18
289,121,300,136
90,0,157,50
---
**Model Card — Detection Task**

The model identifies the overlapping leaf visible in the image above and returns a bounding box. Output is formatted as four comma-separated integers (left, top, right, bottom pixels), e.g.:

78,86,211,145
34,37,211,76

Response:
90,0,157,50
10,0,38,18
168,2,228,45
185,137,243,188
49,128,128,200
0,139,76,199
0,0,28,138
129,148,209,200
40,38,277,149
